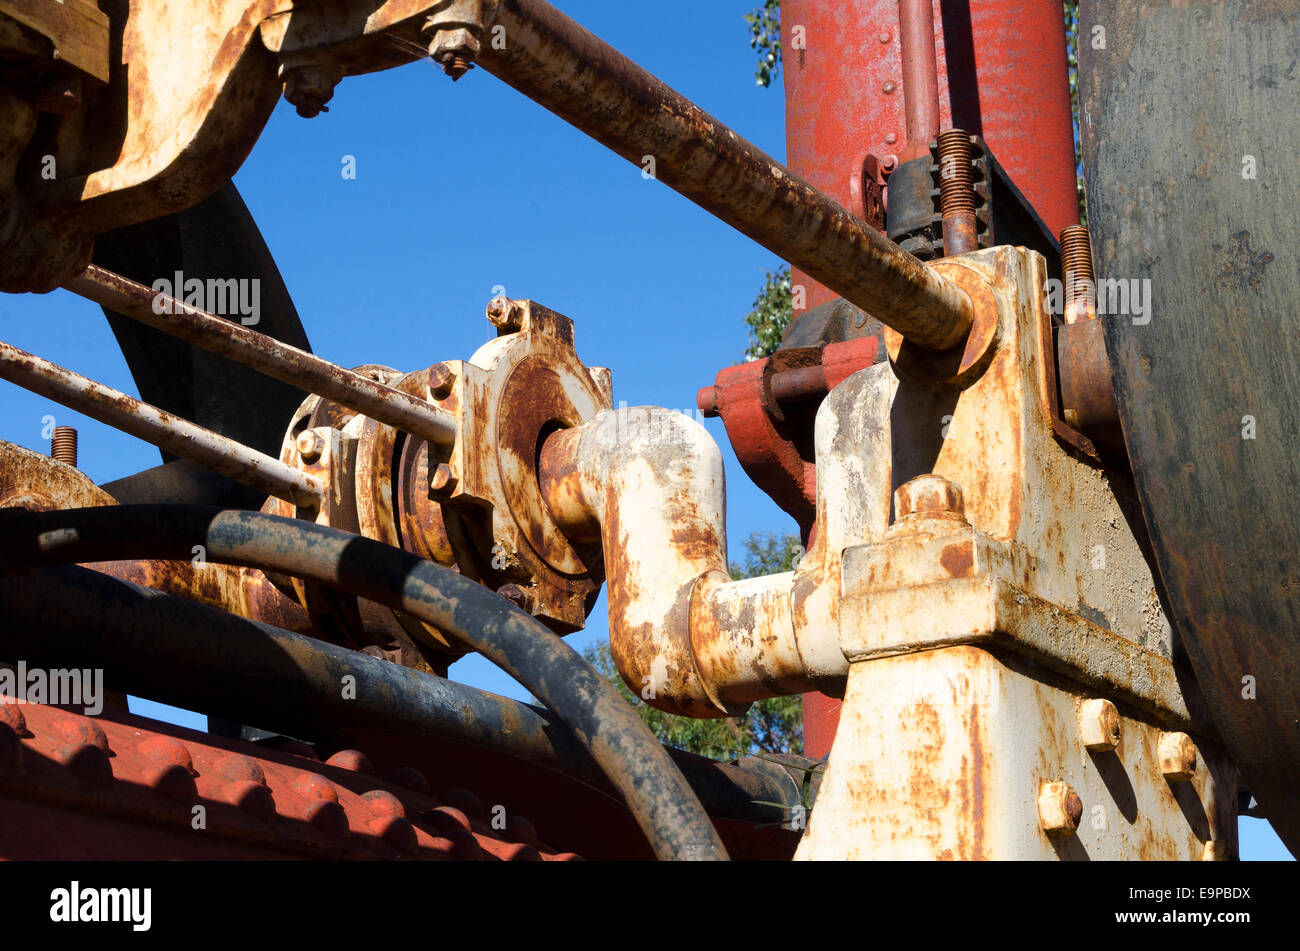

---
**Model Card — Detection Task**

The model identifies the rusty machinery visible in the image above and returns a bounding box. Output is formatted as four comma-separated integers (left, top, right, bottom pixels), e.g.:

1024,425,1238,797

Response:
0,0,1294,861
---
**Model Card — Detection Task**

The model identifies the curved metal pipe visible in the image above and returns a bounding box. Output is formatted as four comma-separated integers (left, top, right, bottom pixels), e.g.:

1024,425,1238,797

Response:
0,564,795,827
0,505,728,861
539,408,825,719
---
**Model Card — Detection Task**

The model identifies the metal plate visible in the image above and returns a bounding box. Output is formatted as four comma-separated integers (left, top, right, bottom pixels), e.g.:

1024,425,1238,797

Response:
1079,0,1299,855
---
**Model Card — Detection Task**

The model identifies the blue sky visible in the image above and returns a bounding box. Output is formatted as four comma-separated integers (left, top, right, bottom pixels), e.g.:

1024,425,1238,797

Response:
0,0,1288,859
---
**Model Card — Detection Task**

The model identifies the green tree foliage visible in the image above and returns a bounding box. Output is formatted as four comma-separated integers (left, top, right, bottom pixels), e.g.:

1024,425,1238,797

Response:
743,266,794,362
583,530,805,760
744,0,783,88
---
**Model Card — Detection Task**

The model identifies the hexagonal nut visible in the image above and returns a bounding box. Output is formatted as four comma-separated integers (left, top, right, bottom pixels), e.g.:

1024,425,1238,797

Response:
1038,780,1082,835
296,429,325,464
893,474,966,523
1158,731,1198,782
486,296,523,332
429,26,481,63
1079,698,1121,752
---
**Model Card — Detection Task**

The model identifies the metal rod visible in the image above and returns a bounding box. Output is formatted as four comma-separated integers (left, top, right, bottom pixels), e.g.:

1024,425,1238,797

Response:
0,340,323,507
0,563,796,828
64,265,459,447
1,505,729,861
477,0,974,351
899,0,942,162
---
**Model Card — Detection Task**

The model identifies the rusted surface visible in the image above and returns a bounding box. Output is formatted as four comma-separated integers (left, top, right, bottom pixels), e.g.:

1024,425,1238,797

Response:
67,265,459,447
698,335,881,534
936,129,979,256
798,647,1235,860
0,338,323,506
0,702,577,860
783,0,1077,310
884,256,1000,387
898,0,941,162
1080,0,1300,853
0,0,111,81
1056,319,1123,460
5,505,730,859
479,0,972,350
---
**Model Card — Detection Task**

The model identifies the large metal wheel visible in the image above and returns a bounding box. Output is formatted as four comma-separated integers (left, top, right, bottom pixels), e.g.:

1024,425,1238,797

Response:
1080,0,1299,855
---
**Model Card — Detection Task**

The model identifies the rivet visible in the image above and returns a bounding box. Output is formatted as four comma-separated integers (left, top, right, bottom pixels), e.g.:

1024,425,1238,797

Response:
0,703,29,736
51,715,110,755
499,841,543,862
292,772,339,802
879,31,893,43
146,763,198,803
885,132,898,145
440,788,486,819
325,749,374,774
139,735,195,774
389,766,432,794
303,799,349,836
361,789,406,819
54,742,113,786
883,80,897,94
369,815,419,855
506,815,541,848
425,806,472,835
214,753,266,786
223,778,276,819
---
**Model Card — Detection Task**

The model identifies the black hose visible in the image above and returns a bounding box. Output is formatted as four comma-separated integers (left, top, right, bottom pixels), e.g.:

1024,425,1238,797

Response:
0,562,795,827
0,505,729,860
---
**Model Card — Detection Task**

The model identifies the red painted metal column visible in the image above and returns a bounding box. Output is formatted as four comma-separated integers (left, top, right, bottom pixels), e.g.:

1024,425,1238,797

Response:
782,0,1078,757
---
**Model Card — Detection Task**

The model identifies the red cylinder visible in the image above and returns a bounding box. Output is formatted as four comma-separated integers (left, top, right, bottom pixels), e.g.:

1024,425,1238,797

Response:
783,0,1078,313
784,0,1078,756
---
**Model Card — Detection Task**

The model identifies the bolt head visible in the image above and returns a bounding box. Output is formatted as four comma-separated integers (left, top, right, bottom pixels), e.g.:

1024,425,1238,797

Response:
428,27,480,76
1038,780,1082,835
1158,731,1198,782
1079,698,1121,752
281,64,340,118
893,474,966,523
427,363,457,399
487,296,523,332
296,430,324,464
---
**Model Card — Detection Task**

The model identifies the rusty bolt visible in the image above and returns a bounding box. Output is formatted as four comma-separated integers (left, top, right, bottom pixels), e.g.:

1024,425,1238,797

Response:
281,64,342,118
50,426,77,468
431,462,458,494
937,128,979,255
427,363,457,399
486,296,523,332
881,154,898,174
425,25,481,80
1079,698,1121,752
893,474,966,523
296,429,324,464
1158,731,1198,782
1038,780,1083,835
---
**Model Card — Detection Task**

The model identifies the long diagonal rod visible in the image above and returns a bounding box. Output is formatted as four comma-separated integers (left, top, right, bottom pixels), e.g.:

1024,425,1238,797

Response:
0,339,323,507
64,265,459,448
476,0,974,350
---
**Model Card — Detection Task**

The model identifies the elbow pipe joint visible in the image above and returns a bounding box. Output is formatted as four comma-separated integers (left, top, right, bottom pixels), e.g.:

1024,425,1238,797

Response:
541,408,816,719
